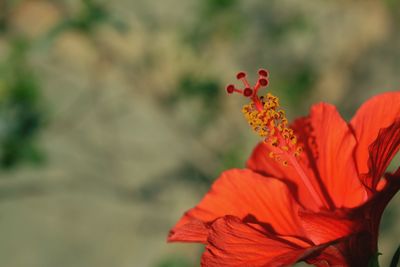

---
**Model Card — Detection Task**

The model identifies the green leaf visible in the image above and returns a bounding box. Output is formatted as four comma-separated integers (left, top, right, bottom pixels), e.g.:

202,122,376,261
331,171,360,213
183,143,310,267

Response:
390,245,400,267
368,252,381,267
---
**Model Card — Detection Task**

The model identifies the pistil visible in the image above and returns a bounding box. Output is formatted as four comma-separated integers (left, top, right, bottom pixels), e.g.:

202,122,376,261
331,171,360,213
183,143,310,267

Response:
227,69,325,208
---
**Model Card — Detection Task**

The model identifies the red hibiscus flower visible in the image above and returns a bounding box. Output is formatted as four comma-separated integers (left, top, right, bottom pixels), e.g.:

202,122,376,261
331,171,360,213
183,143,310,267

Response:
168,70,400,267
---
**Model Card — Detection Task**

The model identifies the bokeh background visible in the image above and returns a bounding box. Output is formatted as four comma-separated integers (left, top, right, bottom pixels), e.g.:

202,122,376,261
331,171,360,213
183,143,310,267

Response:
0,0,399,266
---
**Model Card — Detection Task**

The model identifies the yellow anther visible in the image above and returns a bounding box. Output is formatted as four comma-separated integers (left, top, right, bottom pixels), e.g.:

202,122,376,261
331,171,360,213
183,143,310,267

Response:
228,69,326,207
242,93,302,164
290,136,297,144
271,137,278,146
294,146,303,157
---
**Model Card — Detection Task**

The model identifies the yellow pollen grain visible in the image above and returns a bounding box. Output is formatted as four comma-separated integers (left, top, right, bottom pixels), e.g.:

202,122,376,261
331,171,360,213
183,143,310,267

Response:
242,93,302,161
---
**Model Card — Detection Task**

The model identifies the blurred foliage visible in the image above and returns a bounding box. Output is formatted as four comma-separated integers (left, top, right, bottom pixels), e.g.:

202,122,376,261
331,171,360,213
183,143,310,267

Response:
276,65,316,107
261,11,312,42
155,256,192,267
0,0,128,170
62,0,110,33
136,163,213,203
385,0,400,24
166,74,221,129
177,75,220,104
385,0,400,9
218,143,246,172
184,0,243,50
0,0,10,33
174,163,214,186
0,38,45,169
0,0,31,33
47,0,127,41
206,0,237,12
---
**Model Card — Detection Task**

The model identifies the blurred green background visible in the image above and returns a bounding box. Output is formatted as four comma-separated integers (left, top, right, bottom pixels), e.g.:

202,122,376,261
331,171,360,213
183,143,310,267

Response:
0,0,399,266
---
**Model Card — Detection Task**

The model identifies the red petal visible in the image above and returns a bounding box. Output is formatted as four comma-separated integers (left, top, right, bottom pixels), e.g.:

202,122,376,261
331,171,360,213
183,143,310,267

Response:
168,219,209,243
306,245,348,267
248,104,368,210
247,141,321,211
361,118,400,191
201,216,311,267
350,92,400,176
309,103,367,208
299,210,361,245
169,169,306,242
